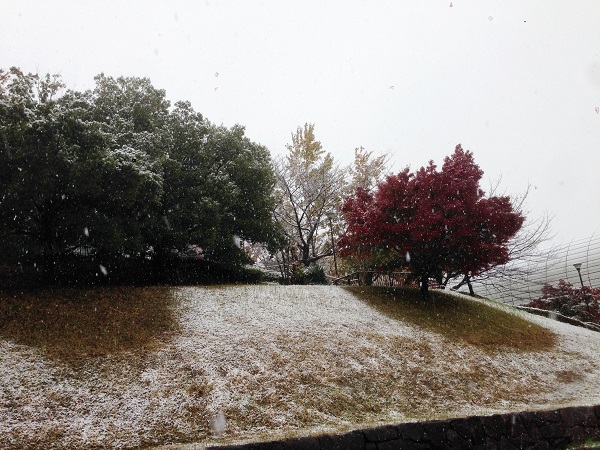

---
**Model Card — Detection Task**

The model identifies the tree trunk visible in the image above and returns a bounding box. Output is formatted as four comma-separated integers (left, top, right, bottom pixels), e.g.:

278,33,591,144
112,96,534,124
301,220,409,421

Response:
452,274,475,296
278,249,289,282
42,217,57,285
466,276,475,296
420,274,429,299
152,243,169,283
301,242,311,267
435,273,443,287
43,245,57,285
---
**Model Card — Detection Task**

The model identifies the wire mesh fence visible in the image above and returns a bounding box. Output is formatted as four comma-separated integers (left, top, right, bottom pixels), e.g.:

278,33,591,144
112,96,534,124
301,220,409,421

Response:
472,232,600,305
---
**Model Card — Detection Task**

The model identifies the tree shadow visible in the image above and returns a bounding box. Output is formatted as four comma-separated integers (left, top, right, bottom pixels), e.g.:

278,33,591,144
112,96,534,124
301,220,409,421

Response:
0,286,179,360
345,286,557,353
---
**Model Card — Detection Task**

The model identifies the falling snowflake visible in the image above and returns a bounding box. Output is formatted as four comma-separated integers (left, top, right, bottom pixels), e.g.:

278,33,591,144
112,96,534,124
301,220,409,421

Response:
449,2,453,7
99,265,108,276
405,251,411,262
595,106,599,114
488,16,493,21
210,411,227,435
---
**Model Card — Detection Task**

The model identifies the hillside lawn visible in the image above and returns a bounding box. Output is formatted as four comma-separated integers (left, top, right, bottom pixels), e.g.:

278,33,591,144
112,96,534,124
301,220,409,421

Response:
1,285,600,449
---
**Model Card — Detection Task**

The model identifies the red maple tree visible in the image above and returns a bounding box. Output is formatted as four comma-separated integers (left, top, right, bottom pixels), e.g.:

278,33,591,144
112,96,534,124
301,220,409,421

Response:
339,145,524,297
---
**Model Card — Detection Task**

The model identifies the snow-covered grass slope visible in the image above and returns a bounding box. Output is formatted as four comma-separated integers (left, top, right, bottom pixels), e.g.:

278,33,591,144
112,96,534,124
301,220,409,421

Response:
2,285,600,449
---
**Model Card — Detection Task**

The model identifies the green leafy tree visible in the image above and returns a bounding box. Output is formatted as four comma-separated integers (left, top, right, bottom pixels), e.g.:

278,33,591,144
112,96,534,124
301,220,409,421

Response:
90,73,170,154
1,68,281,284
0,68,161,281
89,75,281,276
158,101,281,267
88,73,169,260
201,122,281,260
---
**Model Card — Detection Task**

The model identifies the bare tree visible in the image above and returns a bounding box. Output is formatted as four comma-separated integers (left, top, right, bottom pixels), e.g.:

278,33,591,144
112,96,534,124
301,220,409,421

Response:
272,124,346,279
451,180,555,295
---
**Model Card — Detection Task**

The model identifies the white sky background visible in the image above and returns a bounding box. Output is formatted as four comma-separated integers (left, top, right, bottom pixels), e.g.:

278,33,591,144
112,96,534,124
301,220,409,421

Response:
2,0,599,247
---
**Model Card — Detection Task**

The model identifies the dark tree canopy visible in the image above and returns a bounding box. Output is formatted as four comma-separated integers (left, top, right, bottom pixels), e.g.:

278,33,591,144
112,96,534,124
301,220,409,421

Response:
0,68,281,284
340,145,524,297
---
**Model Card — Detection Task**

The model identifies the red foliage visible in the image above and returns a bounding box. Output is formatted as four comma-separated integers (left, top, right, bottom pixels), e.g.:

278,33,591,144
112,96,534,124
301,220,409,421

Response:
340,145,524,295
526,279,600,324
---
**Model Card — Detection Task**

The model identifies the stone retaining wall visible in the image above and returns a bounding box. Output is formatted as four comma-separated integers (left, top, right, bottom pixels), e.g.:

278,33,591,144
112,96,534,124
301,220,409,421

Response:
209,405,600,449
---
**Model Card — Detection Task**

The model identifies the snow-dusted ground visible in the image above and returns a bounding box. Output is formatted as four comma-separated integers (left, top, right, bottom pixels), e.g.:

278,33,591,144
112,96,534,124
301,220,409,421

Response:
1,285,600,449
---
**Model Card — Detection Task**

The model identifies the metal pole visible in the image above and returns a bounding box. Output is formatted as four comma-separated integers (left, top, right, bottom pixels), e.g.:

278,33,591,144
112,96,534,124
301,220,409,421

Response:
576,267,584,288
573,263,584,288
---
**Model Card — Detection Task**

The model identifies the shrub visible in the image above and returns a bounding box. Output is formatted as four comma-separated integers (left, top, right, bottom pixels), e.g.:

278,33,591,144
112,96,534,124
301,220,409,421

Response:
288,263,306,285
289,263,328,285
305,264,328,285
526,279,600,324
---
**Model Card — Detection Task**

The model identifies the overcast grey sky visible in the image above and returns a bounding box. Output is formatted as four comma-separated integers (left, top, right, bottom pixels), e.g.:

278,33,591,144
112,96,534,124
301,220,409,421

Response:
2,0,599,246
